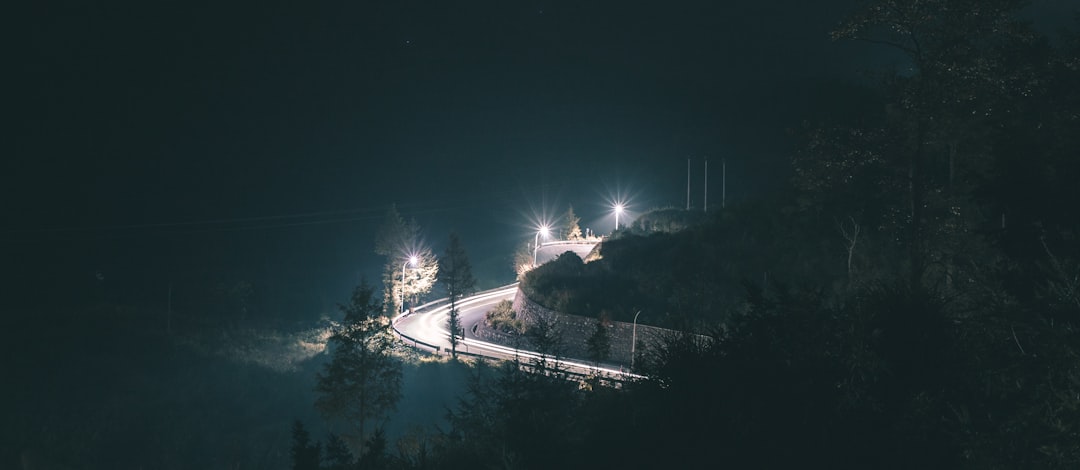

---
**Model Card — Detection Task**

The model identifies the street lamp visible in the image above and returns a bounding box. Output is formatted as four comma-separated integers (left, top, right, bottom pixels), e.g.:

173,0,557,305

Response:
614,203,625,231
631,310,642,370
533,225,550,266
400,255,418,313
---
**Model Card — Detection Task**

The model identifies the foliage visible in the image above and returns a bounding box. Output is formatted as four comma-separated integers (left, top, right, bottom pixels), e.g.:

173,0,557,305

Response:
512,240,533,280
395,246,439,313
564,204,582,240
359,269,1079,469
439,232,476,359
294,5,1080,468
373,205,405,258
808,0,1077,290
358,429,390,470
484,299,523,334
375,205,439,315
314,280,403,452
585,317,611,366
322,433,353,470
630,207,706,234
525,312,564,363
521,203,832,329
440,360,584,468
290,420,322,470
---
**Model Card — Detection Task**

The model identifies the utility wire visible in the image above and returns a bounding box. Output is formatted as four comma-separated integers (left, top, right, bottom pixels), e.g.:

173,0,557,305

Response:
1,182,562,240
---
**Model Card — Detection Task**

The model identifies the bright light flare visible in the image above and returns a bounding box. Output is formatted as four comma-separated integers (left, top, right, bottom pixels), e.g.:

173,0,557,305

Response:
401,253,422,313
533,224,552,266
596,178,645,234
613,203,627,230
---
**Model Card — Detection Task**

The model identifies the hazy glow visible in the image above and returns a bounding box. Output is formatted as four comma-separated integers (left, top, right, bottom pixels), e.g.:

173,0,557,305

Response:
601,183,640,232
534,225,552,266
401,253,422,313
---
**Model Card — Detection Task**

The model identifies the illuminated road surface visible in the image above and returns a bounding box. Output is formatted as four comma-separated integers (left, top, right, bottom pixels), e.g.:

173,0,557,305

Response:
533,240,598,265
393,283,637,379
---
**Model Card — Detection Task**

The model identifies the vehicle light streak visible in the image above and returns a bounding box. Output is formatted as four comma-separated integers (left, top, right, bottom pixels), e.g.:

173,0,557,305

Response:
395,284,643,379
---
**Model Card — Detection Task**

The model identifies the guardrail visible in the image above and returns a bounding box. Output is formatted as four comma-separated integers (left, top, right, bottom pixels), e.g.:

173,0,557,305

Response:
393,283,519,324
448,347,635,385
539,239,601,247
390,282,643,384
392,328,442,354
391,283,520,350
395,326,639,384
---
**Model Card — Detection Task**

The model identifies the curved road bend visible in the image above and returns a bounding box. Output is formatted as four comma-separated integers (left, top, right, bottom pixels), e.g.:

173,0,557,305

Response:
393,284,638,379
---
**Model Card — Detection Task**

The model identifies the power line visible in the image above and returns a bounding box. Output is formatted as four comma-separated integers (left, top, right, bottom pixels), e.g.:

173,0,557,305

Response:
1,182,562,240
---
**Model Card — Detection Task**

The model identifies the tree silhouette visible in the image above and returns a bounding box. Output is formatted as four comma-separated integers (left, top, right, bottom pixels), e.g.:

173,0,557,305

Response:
289,420,321,470
585,317,611,368
439,232,476,359
314,280,402,453
322,433,353,470
565,205,582,240
374,205,438,315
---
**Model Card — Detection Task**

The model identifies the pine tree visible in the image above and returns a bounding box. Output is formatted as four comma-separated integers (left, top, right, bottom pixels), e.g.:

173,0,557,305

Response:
439,232,476,359
315,280,402,453
375,205,409,315
565,205,582,240
359,428,390,470
290,420,322,470
323,433,354,470
821,0,1053,290
526,313,564,372
585,318,611,368
374,205,438,315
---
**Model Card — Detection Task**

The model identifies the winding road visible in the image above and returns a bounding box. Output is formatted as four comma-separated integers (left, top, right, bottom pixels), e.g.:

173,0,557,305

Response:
393,240,637,378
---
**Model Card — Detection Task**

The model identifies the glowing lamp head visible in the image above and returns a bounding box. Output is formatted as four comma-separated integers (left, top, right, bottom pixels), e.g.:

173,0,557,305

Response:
614,203,625,214
408,255,418,266
539,225,550,238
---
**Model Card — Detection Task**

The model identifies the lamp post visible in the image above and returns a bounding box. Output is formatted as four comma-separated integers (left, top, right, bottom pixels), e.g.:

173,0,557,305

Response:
400,255,418,313
532,225,550,267
631,310,641,370
614,203,625,231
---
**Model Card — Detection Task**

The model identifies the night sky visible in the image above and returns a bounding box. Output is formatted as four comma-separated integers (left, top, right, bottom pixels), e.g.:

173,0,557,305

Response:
4,1,1070,314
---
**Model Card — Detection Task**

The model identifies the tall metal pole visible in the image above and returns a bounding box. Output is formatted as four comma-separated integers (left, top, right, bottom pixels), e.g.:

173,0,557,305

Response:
686,158,691,210
631,310,642,370
722,158,726,209
400,261,408,314
533,231,541,266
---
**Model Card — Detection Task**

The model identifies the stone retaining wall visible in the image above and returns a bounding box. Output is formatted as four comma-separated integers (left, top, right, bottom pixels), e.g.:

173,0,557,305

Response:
471,317,527,349
509,288,674,366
